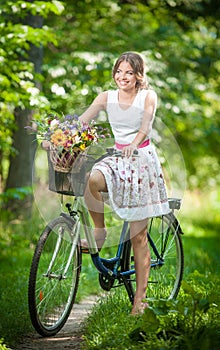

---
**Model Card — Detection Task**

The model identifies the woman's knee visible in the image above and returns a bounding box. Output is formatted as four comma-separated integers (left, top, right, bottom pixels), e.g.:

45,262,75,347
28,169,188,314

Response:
84,171,106,213
88,170,107,192
130,220,148,239
84,171,107,203
131,231,147,246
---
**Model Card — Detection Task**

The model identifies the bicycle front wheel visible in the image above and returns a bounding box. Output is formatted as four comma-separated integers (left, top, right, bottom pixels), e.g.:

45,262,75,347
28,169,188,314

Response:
28,215,82,336
122,213,184,302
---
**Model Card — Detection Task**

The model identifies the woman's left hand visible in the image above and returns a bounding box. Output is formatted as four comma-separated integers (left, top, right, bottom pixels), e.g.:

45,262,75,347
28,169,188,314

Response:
122,144,137,158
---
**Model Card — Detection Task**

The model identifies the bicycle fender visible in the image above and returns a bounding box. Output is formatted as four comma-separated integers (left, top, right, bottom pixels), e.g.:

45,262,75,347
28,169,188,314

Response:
60,212,76,226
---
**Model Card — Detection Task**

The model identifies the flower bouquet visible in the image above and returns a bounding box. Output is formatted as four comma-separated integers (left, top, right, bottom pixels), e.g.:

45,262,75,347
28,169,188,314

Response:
31,113,109,196
36,113,100,173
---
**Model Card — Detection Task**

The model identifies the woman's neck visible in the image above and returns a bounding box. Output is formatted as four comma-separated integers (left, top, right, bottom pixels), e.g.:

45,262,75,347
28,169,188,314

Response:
118,89,137,110
118,89,137,102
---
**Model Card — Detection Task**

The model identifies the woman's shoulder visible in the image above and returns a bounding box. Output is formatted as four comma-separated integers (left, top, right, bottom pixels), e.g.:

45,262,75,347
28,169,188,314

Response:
93,90,118,108
94,91,108,104
140,88,157,97
96,90,117,99
140,88,157,103
106,89,118,102
106,89,118,95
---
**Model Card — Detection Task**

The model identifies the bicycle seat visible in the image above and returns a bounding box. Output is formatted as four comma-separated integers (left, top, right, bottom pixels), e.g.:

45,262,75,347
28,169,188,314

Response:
168,198,181,210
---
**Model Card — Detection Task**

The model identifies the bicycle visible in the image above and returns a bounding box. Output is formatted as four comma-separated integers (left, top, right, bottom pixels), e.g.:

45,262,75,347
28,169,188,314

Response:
28,147,184,337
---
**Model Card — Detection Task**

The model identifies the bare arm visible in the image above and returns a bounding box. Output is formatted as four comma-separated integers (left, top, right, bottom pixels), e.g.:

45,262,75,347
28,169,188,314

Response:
123,90,157,156
79,91,108,123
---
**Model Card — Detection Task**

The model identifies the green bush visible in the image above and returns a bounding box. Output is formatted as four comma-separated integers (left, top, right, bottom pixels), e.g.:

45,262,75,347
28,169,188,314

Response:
82,191,220,349
0,339,11,350
82,281,220,350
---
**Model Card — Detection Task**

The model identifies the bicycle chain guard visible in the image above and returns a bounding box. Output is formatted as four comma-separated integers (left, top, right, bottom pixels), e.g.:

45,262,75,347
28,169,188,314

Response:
99,273,114,291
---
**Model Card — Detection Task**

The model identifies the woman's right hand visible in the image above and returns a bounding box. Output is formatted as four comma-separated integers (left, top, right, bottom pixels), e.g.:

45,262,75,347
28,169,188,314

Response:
41,140,50,150
122,143,137,158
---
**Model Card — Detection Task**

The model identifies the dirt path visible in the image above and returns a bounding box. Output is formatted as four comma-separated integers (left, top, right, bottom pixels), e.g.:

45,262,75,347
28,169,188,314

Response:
15,296,98,350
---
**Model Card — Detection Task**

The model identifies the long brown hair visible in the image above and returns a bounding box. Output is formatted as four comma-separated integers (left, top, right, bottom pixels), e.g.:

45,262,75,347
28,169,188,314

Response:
112,52,148,91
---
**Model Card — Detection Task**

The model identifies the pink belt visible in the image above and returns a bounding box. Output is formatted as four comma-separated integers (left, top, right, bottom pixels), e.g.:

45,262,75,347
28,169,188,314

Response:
115,139,150,150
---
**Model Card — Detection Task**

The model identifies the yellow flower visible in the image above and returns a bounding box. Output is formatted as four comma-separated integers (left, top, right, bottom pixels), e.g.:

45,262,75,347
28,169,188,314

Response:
79,144,86,151
81,132,89,141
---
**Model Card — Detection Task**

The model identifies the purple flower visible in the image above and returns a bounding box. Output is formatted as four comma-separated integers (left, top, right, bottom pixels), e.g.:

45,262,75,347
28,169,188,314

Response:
69,124,78,131
64,114,73,121
82,124,89,132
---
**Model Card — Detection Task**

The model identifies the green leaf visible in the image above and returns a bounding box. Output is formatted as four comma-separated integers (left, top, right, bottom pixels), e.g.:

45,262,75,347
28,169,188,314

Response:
51,0,65,15
141,308,160,330
198,299,210,313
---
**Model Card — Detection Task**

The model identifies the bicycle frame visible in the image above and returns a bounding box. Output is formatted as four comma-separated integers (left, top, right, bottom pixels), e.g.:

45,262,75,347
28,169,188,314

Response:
72,197,127,278
66,196,182,283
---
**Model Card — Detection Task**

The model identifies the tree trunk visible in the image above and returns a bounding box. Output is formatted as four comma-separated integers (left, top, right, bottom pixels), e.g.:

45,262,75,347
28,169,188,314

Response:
5,109,37,215
5,10,43,217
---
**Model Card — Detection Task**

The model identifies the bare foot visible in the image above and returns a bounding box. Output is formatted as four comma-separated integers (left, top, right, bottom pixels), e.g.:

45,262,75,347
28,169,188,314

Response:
81,228,107,253
131,301,149,315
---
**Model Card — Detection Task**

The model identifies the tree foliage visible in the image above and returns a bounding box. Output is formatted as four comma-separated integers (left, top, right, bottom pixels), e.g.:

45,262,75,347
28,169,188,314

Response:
42,0,220,188
0,0,64,200
0,0,63,134
0,0,219,197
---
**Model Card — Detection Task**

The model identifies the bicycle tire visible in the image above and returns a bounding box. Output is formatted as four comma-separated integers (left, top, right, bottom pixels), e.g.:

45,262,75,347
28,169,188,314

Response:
28,215,82,336
122,213,184,303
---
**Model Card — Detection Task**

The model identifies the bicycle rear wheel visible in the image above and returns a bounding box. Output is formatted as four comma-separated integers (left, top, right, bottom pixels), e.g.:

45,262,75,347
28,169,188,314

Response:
28,215,81,336
122,213,184,303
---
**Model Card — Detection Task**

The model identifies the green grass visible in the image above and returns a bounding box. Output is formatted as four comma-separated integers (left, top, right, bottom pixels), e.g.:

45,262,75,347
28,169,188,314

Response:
81,190,220,349
0,190,220,349
0,204,111,347
82,240,220,349
0,214,42,347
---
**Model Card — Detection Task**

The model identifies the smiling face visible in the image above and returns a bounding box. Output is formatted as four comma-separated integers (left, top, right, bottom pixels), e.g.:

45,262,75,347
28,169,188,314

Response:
112,52,147,91
113,61,137,92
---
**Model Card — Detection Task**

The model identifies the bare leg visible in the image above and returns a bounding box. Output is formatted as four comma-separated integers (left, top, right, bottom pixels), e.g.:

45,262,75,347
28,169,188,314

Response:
130,219,150,315
83,170,107,249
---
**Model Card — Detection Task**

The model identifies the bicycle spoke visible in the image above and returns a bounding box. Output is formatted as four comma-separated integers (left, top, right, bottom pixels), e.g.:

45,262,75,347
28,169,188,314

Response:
122,214,184,302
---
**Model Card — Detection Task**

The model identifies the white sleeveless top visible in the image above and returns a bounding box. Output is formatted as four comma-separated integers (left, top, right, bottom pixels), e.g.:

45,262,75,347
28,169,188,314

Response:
92,89,170,222
106,89,151,144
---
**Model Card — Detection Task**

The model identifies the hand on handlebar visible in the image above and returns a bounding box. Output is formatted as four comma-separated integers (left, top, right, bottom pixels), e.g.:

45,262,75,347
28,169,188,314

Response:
122,144,137,158
106,147,138,157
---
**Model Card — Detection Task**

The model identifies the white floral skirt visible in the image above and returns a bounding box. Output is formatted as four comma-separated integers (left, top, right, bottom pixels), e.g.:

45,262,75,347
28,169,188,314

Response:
92,144,171,222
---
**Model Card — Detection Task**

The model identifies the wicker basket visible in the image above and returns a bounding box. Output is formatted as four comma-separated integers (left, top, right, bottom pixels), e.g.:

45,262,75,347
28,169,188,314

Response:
47,151,95,196
49,144,80,173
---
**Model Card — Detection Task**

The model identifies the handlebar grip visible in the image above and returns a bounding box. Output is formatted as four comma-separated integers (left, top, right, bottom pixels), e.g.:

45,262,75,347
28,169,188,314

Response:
106,147,115,155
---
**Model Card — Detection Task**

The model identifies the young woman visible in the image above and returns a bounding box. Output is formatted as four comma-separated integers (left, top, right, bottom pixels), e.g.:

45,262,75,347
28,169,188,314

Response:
79,52,170,315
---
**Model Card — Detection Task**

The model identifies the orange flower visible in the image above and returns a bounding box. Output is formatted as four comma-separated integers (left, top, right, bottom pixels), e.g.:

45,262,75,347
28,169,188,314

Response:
51,129,68,147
